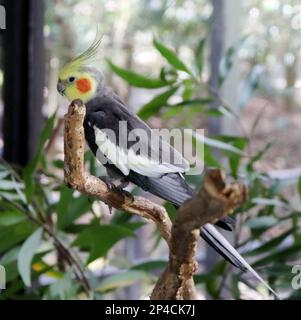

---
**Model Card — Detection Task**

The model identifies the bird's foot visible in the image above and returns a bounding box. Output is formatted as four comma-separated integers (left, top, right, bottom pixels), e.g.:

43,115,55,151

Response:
98,176,117,191
98,177,134,211
109,184,134,203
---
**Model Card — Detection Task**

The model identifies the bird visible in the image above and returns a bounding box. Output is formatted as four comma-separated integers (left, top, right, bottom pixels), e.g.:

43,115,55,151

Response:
57,36,279,298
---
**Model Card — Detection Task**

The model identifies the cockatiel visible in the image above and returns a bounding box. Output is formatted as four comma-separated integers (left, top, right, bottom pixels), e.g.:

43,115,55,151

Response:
57,37,278,298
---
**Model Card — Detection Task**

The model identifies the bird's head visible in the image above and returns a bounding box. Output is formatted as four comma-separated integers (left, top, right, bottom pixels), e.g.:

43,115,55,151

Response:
57,37,103,103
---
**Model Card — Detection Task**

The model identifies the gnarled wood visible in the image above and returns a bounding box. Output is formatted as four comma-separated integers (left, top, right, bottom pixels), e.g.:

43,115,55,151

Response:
151,169,246,299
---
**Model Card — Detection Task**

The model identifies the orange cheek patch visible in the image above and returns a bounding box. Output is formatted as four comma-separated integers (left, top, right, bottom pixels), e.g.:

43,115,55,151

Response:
76,78,92,93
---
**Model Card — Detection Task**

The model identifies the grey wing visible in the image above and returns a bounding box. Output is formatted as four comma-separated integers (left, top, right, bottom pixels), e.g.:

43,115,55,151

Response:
89,91,190,178
112,98,189,177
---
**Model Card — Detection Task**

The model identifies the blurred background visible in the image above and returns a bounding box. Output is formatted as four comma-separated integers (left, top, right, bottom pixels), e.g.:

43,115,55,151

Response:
0,0,301,300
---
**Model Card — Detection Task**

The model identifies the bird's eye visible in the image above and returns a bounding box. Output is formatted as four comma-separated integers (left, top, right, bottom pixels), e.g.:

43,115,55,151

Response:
68,77,76,83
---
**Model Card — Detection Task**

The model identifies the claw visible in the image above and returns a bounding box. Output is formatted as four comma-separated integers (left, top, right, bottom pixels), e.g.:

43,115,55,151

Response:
120,189,134,203
107,182,134,203
112,185,134,202
98,176,117,191
99,176,134,207
105,181,118,192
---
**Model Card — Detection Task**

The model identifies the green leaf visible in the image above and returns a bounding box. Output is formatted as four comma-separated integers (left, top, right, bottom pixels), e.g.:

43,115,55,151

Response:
160,67,178,83
298,176,301,199
0,169,10,180
251,197,287,208
252,142,272,164
112,210,134,224
121,221,145,231
162,106,183,119
203,145,222,167
246,216,278,229
244,229,292,256
205,261,226,298
227,137,248,178
131,260,167,272
52,159,64,169
219,46,235,86
216,135,248,149
193,273,216,284
17,227,43,287
138,86,179,120
23,112,57,203
48,269,79,299
56,186,91,229
0,180,24,191
0,211,26,226
239,65,263,109
164,202,177,221
204,109,223,117
96,270,154,293
107,60,168,88
0,191,23,202
264,264,293,277
253,242,301,267
73,224,137,263
153,38,193,75
204,136,244,155
3,261,19,283
231,274,241,300
0,246,20,266
162,99,218,120
219,36,248,87
0,221,35,252
182,79,194,100
173,98,213,107
195,38,206,75
0,173,26,205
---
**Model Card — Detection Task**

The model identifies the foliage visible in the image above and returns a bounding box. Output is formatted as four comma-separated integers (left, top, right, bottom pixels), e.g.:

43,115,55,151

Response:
1,24,301,301
241,1,301,108
0,115,147,299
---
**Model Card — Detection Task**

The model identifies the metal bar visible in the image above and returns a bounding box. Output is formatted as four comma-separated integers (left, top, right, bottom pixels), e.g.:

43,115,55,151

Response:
2,0,44,166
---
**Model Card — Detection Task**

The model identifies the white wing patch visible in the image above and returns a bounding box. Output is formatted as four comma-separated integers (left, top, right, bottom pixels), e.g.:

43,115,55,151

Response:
127,149,187,177
94,126,189,178
94,127,129,176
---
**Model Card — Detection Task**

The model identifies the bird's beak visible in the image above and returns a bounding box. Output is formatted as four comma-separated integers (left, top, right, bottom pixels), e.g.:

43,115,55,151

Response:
57,80,66,96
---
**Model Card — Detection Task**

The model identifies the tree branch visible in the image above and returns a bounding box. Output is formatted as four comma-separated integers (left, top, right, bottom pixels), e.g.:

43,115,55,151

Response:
63,99,246,300
150,170,247,299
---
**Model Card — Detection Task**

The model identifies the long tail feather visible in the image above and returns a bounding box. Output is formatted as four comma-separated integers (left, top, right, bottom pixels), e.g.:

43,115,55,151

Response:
202,224,280,299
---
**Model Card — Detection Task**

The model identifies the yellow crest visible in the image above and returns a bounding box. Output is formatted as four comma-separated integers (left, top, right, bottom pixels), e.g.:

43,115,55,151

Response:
59,31,102,80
